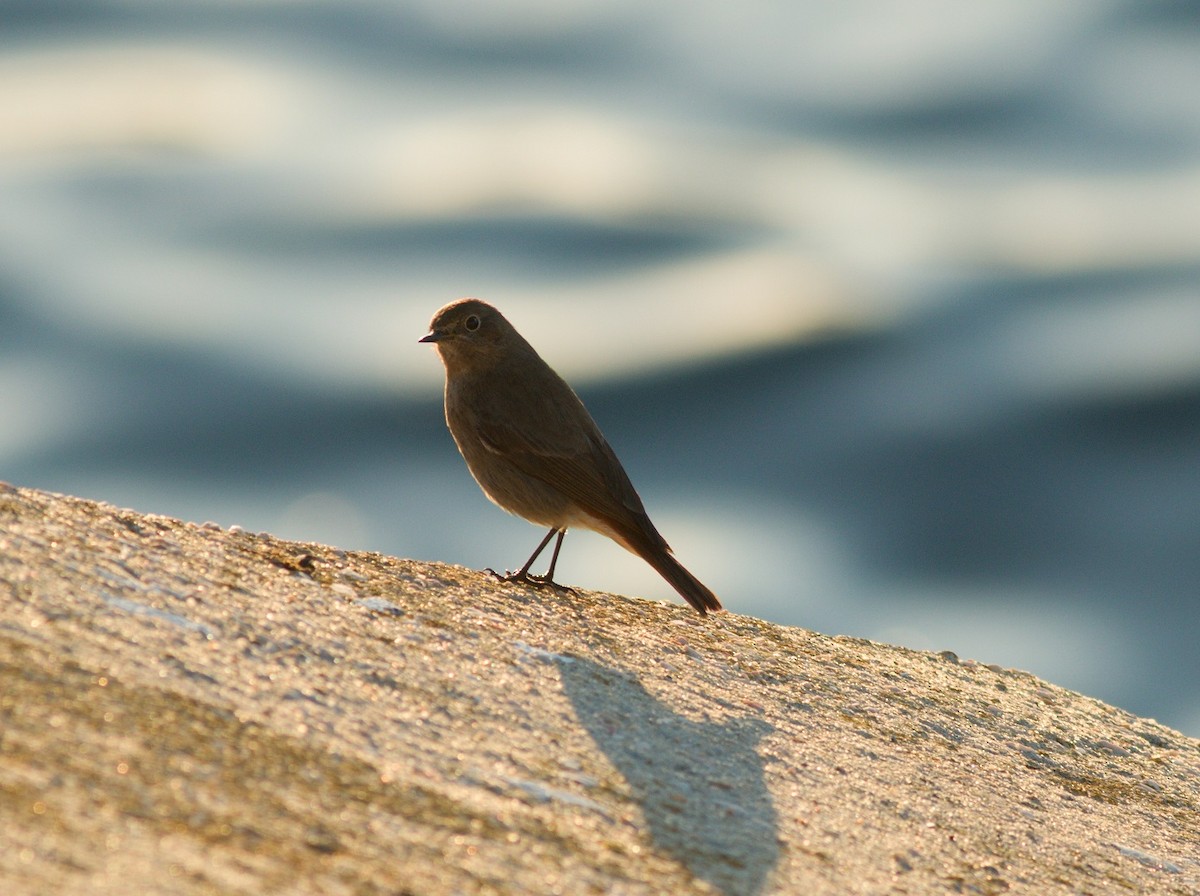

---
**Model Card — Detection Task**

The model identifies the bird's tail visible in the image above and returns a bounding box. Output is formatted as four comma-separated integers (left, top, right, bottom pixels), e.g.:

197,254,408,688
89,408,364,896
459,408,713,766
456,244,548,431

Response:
641,545,723,616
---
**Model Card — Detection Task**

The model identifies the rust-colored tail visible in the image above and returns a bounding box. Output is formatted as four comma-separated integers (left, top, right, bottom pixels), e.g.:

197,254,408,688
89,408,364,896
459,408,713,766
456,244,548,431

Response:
640,545,723,616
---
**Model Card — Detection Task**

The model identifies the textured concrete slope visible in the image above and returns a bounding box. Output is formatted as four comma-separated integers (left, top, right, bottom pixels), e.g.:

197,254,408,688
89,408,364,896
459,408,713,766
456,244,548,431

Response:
1,484,1197,895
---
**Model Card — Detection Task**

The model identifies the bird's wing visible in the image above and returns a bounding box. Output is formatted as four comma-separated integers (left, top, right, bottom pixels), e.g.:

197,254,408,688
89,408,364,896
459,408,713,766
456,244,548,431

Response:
473,402,668,553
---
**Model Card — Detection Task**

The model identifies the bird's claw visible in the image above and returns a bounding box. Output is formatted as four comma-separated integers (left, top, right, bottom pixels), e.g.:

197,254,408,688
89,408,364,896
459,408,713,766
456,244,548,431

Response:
485,567,576,595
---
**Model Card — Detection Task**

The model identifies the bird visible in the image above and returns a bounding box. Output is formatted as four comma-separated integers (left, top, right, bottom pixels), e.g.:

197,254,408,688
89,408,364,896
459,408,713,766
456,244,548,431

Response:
420,298,722,616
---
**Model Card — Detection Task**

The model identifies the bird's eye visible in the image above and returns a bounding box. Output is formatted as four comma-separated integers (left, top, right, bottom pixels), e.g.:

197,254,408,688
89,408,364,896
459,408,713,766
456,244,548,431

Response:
465,314,481,331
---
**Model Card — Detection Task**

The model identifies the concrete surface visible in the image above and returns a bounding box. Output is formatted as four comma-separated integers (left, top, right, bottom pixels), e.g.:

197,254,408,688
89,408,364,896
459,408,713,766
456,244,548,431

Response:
1,484,1197,894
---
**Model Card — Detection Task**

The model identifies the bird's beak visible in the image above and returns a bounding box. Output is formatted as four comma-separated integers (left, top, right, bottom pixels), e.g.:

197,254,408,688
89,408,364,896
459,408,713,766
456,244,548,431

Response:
419,331,442,344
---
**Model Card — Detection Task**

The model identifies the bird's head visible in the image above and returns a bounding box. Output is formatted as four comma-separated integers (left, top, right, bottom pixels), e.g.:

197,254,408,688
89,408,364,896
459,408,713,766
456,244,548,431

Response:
420,298,519,370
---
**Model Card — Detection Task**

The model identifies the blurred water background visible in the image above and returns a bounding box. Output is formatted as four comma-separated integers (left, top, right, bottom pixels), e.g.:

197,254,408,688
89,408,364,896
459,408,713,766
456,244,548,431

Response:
2,1,1198,736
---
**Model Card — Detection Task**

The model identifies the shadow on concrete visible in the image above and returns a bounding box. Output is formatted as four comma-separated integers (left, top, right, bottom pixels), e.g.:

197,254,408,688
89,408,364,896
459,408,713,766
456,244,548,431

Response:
557,656,778,895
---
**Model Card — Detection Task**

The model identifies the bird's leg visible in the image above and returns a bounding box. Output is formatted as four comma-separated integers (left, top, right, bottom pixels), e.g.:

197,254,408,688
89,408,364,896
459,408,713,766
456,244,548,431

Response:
529,529,571,590
487,527,575,593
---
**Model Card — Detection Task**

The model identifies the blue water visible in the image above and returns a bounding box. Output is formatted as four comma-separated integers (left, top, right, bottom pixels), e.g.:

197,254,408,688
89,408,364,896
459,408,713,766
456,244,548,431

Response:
2,2,1198,737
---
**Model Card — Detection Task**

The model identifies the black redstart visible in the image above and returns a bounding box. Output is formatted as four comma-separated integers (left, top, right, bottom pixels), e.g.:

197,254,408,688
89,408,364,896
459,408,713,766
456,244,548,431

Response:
420,298,722,616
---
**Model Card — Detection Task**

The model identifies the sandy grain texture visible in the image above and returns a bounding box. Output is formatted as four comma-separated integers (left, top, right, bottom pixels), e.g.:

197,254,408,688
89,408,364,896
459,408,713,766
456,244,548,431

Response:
1,484,1197,895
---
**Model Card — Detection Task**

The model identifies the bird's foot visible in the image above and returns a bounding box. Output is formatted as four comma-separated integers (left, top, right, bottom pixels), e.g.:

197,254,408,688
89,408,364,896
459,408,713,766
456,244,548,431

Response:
485,568,576,595
528,574,576,595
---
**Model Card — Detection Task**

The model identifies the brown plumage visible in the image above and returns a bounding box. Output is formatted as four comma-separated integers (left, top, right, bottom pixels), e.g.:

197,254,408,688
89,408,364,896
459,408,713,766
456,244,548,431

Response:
420,298,722,616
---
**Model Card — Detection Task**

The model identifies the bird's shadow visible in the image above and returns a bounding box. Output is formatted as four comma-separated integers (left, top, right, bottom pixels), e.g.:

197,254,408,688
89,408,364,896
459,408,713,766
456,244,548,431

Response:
557,656,779,895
